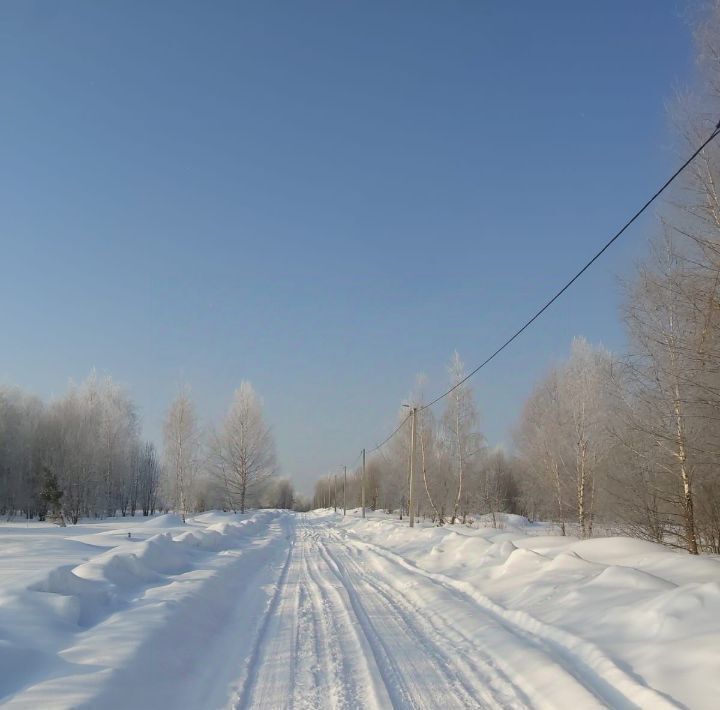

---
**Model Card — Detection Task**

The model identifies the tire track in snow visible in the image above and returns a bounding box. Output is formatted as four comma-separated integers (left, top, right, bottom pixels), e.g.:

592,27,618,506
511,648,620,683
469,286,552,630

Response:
301,525,351,708
291,541,323,710
319,527,528,709
295,521,351,709
317,526,522,709
298,517,391,709
311,533,419,708
334,526,680,710
232,513,674,709
234,515,297,710
236,515,388,710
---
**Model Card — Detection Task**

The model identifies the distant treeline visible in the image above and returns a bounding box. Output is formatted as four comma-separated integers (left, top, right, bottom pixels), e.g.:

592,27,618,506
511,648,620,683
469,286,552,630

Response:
0,375,306,524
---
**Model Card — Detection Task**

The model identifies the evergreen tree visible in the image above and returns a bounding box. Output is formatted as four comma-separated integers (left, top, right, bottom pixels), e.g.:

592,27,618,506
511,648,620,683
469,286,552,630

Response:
40,466,65,526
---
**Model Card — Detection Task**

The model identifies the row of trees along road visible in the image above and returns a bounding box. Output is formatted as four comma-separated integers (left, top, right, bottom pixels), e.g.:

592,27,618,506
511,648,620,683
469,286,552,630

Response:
313,2,720,555
0,376,295,524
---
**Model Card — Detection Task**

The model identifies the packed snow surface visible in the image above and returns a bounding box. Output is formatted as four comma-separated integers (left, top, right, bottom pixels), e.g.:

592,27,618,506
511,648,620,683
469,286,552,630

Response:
0,510,718,708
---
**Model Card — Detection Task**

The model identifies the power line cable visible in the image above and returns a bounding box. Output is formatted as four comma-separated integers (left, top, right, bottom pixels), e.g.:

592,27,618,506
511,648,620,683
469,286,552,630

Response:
348,449,363,471
340,417,407,476
365,119,720,454
369,413,411,454
419,120,720,412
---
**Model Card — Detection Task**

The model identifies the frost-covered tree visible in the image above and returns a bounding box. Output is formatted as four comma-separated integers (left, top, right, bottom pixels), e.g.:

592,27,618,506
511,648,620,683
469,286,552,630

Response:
558,338,615,537
211,382,276,514
272,478,295,509
417,406,444,524
515,340,615,537
90,375,138,517
136,442,161,516
0,386,43,518
441,353,484,525
515,368,571,533
163,389,200,523
480,448,519,528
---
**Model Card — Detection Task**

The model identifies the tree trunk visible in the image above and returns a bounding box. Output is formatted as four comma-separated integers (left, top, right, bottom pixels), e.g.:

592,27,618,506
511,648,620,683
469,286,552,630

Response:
577,440,587,538
673,380,699,554
451,401,463,525
420,427,442,524
552,459,566,536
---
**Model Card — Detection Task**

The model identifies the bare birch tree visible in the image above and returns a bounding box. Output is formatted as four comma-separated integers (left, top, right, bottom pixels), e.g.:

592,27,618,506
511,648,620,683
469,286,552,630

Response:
211,382,276,513
441,353,483,525
163,389,199,523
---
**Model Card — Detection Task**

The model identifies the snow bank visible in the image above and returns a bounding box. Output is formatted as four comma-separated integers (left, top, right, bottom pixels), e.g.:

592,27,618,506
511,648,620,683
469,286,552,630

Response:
141,512,186,528
333,510,720,709
0,510,282,706
191,509,248,524
3,509,719,708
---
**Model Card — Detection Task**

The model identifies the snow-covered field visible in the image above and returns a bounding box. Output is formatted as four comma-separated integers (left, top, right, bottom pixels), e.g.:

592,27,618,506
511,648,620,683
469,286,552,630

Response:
0,510,718,709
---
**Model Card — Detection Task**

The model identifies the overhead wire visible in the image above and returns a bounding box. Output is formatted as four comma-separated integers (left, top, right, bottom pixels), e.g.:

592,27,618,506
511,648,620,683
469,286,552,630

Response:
419,120,720,412
369,412,411,454
344,119,720,468
348,449,363,471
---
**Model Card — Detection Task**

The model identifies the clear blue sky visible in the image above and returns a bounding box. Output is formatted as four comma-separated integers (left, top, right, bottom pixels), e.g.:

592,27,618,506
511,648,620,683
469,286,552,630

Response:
0,1,696,494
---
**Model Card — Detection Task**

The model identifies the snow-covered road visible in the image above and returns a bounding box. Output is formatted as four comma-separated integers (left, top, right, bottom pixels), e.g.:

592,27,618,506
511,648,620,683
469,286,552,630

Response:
240,514,515,709
236,514,674,710
1,509,718,708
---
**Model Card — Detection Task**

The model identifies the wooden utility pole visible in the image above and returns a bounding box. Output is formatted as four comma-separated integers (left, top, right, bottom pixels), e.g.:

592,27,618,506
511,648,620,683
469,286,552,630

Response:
334,474,337,513
409,407,417,528
343,465,347,516
361,448,366,519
